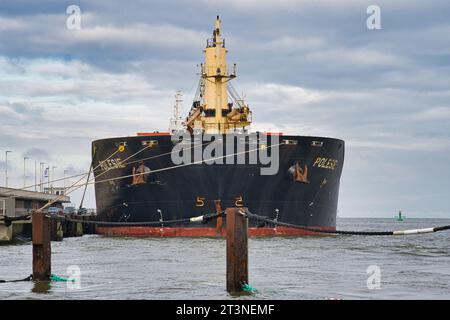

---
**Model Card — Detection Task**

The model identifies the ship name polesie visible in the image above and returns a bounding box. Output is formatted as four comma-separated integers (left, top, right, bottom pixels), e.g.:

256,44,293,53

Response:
313,157,338,170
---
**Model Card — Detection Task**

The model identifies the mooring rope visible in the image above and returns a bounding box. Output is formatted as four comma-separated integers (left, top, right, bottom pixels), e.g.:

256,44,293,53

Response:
40,140,214,209
4,140,280,210
50,211,224,226
29,147,121,211
38,143,155,211
2,147,121,198
43,208,450,236
1,214,31,227
8,140,212,193
0,274,74,283
97,140,212,173
27,141,279,197
241,282,257,293
59,142,283,189
0,275,32,283
244,210,450,236
2,214,31,222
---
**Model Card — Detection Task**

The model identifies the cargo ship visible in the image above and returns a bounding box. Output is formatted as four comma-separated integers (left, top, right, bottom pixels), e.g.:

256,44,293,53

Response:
92,16,345,236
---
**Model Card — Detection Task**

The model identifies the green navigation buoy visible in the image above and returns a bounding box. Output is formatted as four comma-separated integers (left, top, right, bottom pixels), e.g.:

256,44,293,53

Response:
395,210,405,221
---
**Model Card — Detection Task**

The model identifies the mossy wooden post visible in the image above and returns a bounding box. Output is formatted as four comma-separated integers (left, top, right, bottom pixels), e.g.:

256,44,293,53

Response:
226,207,248,294
32,210,51,281
215,200,223,236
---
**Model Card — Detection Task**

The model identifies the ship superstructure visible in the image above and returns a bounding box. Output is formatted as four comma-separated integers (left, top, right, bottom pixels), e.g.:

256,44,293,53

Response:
184,16,251,134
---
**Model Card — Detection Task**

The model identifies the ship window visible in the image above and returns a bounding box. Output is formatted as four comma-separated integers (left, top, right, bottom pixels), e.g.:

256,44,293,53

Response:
311,141,323,147
204,109,216,117
282,139,298,145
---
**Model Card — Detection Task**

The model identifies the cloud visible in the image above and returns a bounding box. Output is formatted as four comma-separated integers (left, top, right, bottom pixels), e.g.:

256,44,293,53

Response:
197,0,376,12
0,103,28,120
0,58,173,104
350,136,450,152
304,48,406,67
22,147,51,161
0,58,178,144
0,13,207,64
409,106,450,121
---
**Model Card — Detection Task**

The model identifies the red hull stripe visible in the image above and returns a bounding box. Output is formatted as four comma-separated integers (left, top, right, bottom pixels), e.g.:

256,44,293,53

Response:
96,226,335,237
136,132,170,136
263,132,283,136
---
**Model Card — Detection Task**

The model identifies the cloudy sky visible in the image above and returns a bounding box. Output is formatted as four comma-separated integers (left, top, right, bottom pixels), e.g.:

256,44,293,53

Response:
0,0,449,217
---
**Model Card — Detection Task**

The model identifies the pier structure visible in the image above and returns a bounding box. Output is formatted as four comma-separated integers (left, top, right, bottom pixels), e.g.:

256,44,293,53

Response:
0,187,70,242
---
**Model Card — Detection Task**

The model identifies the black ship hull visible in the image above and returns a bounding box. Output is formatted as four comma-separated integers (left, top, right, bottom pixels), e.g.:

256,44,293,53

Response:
92,134,344,236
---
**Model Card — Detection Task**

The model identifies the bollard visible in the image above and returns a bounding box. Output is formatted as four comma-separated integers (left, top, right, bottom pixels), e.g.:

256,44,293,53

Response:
32,210,51,281
56,220,64,241
226,207,248,294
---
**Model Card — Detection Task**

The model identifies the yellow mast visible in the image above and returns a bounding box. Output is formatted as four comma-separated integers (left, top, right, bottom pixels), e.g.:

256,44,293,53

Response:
185,16,251,134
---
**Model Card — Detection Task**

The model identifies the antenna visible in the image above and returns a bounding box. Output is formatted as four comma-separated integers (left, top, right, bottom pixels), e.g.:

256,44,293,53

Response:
174,91,183,119
169,91,184,134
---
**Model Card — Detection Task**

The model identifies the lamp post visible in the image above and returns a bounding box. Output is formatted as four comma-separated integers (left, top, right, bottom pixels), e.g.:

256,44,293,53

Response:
39,162,45,192
5,150,12,188
34,160,37,192
23,157,29,188
51,166,57,194
45,166,50,193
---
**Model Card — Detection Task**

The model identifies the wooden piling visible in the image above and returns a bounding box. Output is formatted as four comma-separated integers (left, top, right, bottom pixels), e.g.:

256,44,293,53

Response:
215,200,223,236
90,214,97,234
56,220,64,240
66,214,76,237
50,218,63,241
69,214,75,237
50,218,57,241
226,207,248,294
32,210,51,281
75,220,83,237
